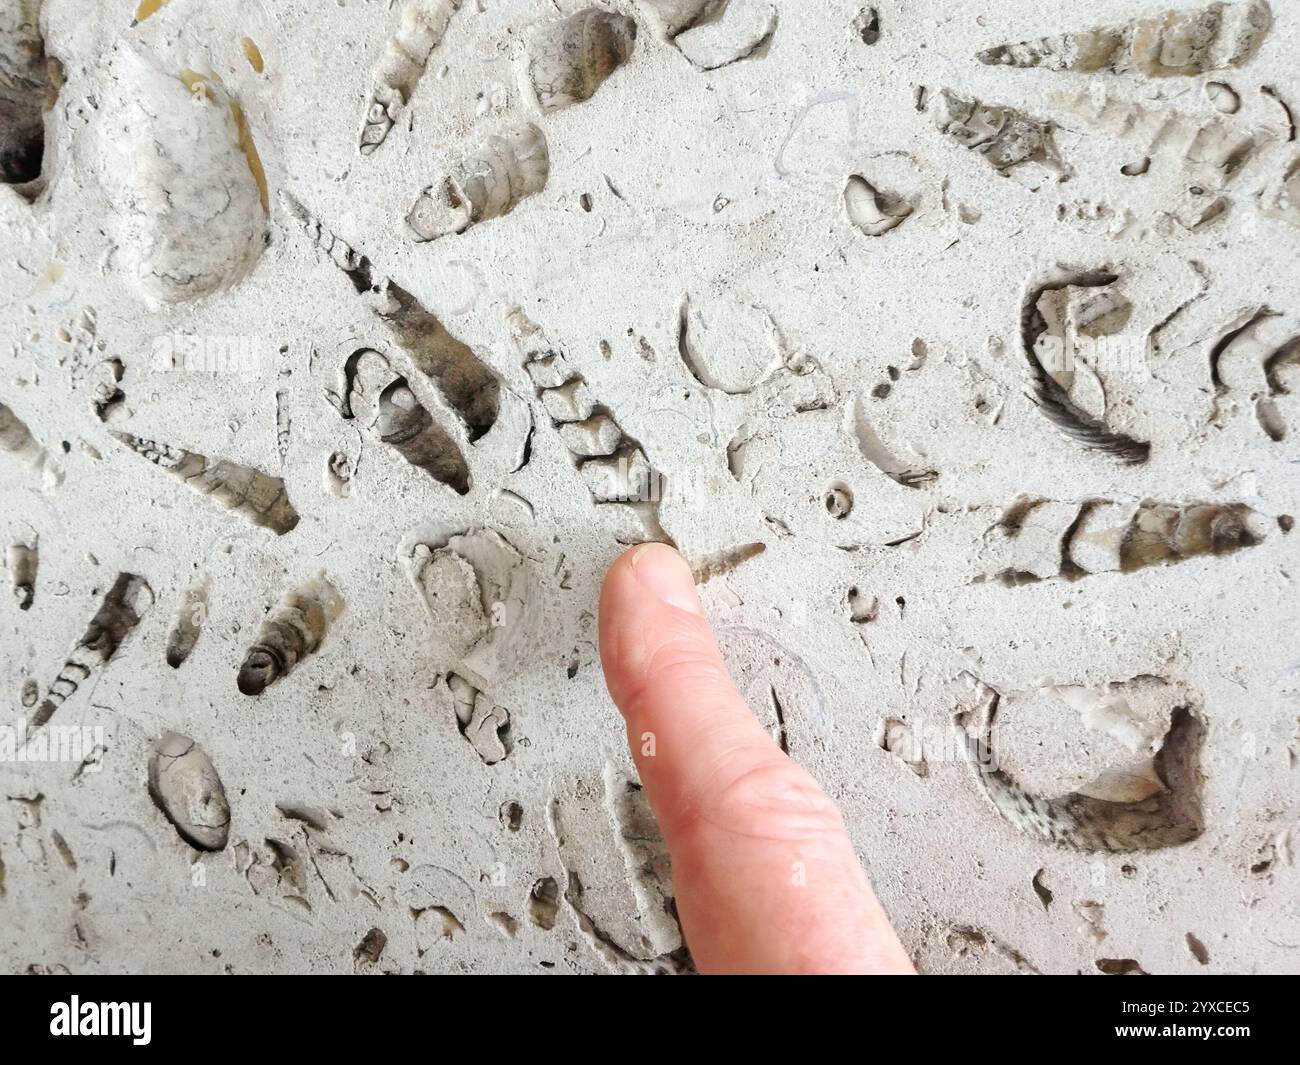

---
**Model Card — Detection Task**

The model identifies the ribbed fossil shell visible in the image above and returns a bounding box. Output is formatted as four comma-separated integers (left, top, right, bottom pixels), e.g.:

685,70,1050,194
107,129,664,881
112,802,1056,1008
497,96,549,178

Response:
112,432,299,535
237,574,344,695
977,0,1272,77
30,573,153,729
407,124,549,242
97,44,266,305
360,0,461,154
527,9,636,113
148,732,230,851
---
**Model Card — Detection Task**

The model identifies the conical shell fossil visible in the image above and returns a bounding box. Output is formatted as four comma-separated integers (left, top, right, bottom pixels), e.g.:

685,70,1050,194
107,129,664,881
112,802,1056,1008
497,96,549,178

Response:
237,574,344,696
165,577,209,669
527,9,637,113
976,1,1271,77
148,732,230,851
407,123,549,242
30,573,153,729
360,0,461,154
336,348,471,494
97,44,267,305
111,432,300,535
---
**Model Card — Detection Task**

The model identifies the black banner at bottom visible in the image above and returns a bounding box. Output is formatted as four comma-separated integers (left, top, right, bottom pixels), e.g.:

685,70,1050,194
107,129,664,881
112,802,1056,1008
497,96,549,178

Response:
0,974,1284,1050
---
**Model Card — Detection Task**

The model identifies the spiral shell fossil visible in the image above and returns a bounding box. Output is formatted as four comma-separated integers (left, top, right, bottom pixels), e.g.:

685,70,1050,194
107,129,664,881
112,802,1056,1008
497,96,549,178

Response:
360,0,461,154
237,574,344,696
111,432,300,535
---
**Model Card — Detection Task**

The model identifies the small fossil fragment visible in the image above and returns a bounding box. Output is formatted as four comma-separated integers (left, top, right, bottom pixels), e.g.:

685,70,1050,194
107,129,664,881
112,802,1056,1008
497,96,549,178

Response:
360,0,462,154
976,1,1272,77
237,574,344,696
406,124,549,242
844,174,912,236
526,9,637,113
674,0,777,71
932,90,1063,176
446,672,511,764
0,401,61,487
97,44,267,304
30,573,153,729
112,432,300,535
635,0,722,39
148,731,231,851
165,577,209,668
7,541,37,610
689,543,765,584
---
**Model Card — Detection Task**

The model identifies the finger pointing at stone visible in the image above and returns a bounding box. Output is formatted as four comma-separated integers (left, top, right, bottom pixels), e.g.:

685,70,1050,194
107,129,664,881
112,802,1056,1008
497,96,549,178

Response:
599,543,914,975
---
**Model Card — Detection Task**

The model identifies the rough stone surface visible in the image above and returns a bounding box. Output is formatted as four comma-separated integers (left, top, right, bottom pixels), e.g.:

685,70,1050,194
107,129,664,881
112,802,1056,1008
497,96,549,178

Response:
1,0,1298,974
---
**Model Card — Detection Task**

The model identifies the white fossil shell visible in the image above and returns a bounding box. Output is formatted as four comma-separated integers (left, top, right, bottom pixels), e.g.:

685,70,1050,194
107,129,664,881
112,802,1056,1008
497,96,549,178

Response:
635,0,723,39
97,44,267,305
844,174,912,236
527,9,637,113
148,732,231,851
406,123,549,241
7,541,37,610
360,0,462,154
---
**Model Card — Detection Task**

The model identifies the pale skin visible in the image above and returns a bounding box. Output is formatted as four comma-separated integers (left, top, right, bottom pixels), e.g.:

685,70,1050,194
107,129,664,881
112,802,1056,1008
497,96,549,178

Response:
599,542,916,975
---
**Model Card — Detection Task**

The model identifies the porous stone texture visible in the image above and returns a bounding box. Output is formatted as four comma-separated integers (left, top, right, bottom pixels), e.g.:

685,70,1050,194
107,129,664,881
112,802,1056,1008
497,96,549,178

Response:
2,0,1299,974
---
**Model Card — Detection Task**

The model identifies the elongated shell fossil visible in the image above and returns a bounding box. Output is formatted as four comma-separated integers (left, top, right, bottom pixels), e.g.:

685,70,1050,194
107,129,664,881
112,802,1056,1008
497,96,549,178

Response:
360,0,461,153
977,0,1272,77
527,9,637,113
406,123,549,242
112,432,300,535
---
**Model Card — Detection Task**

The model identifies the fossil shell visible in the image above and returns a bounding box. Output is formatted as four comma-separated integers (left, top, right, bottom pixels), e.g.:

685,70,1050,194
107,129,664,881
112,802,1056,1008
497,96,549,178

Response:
407,123,549,242
977,1,1272,77
0,400,61,487
148,732,231,851
527,9,637,113
97,44,267,305
237,574,344,695
844,174,912,236
30,573,153,729
933,90,1062,176
957,680,1204,853
635,0,723,39
360,0,462,154
7,541,37,610
165,577,209,668
112,432,299,535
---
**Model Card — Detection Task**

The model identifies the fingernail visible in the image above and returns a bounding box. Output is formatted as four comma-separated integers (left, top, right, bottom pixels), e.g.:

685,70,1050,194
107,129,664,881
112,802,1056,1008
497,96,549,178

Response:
628,543,704,616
